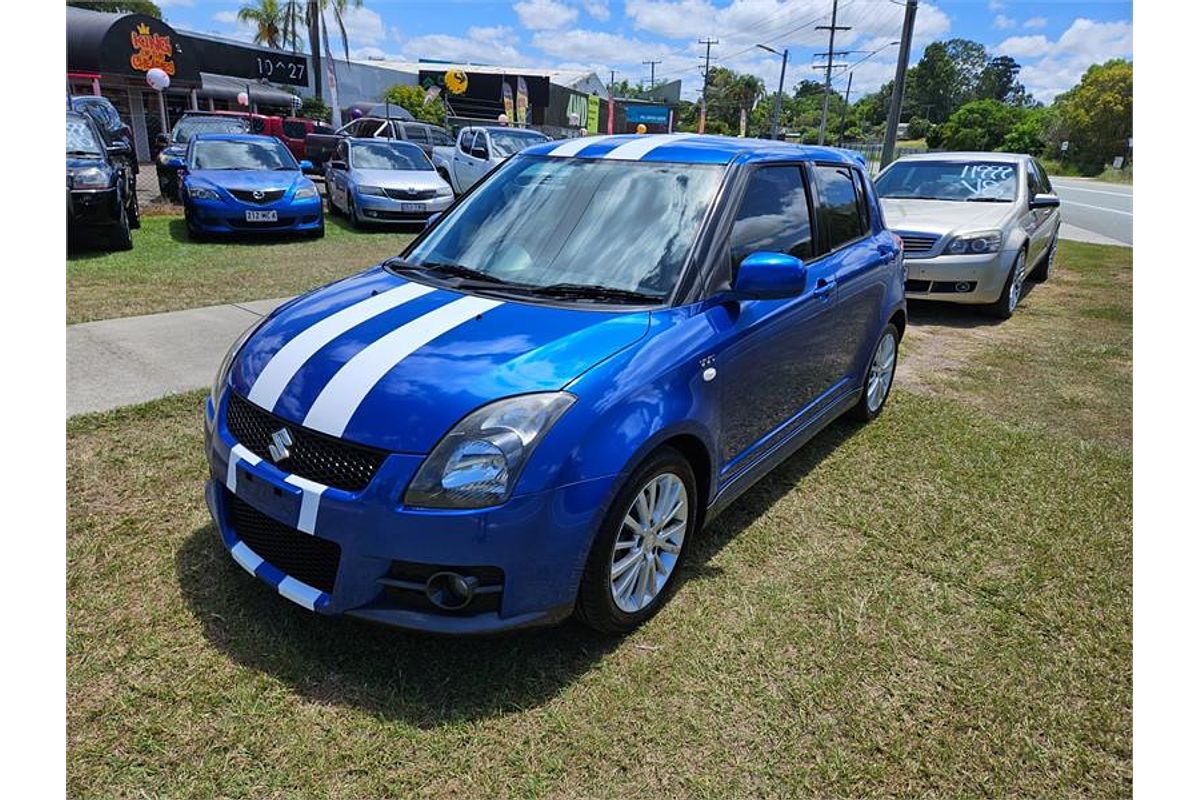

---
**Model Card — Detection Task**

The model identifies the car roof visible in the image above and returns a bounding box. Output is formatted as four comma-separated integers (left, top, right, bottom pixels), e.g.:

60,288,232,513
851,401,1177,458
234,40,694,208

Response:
889,151,1031,163
472,126,549,136
520,133,862,166
190,133,280,143
346,137,423,149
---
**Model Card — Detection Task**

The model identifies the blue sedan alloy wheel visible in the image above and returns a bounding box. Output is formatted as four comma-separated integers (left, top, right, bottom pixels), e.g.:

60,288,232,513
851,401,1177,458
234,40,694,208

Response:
577,448,697,633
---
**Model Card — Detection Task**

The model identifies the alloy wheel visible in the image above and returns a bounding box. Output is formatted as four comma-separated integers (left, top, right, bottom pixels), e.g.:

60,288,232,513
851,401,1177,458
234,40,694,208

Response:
866,331,897,414
1008,251,1026,314
609,472,688,614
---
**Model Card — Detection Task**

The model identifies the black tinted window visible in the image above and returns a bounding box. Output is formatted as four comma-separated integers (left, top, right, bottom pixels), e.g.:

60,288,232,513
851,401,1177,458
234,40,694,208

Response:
430,128,454,146
814,165,866,251
403,124,430,144
729,166,814,270
282,119,308,139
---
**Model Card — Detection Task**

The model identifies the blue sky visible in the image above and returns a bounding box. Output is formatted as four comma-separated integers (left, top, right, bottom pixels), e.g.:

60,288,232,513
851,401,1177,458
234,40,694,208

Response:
157,0,1133,103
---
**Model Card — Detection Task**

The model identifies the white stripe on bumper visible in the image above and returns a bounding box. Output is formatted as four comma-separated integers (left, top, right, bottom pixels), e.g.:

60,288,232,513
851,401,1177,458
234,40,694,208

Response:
277,576,323,610
302,295,504,437
247,281,438,410
225,443,261,492
284,473,328,534
229,541,264,576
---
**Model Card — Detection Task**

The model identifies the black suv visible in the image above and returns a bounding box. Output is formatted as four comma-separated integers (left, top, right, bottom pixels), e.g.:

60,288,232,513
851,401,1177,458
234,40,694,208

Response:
69,95,140,229
67,111,134,251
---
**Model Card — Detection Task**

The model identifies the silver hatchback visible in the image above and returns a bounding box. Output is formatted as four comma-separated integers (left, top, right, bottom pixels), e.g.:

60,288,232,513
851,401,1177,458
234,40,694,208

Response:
875,152,1061,318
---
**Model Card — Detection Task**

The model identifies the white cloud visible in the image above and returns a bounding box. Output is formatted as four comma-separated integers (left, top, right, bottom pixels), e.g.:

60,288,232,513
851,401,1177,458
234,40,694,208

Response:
997,18,1132,101
514,0,579,30
403,26,530,66
212,10,238,25
988,0,1005,11
583,1,610,21
994,14,1015,30
1024,16,1048,29
324,5,388,47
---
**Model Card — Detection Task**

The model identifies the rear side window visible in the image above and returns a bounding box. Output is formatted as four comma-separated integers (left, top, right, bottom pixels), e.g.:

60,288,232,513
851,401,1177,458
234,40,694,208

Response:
404,124,430,144
459,129,476,153
729,165,814,272
249,116,266,134
813,165,867,251
282,119,308,139
430,128,454,146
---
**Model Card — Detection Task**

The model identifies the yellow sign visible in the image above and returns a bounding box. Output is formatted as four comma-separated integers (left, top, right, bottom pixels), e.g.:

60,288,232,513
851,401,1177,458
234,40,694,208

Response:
444,69,468,95
129,23,175,75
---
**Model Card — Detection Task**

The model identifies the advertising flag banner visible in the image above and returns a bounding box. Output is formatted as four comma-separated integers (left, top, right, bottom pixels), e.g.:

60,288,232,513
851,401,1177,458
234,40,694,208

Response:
322,14,341,127
502,80,515,121
516,76,529,126
587,95,600,134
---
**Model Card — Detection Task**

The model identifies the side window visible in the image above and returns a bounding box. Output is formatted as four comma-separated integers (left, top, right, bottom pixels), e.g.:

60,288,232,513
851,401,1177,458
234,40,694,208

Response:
282,119,308,139
1025,161,1041,198
373,121,392,139
729,165,814,274
459,129,476,154
334,141,347,164
1033,160,1053,194
431,128,454,146
853,169,873,234
812,165,867,252
404,124,430,145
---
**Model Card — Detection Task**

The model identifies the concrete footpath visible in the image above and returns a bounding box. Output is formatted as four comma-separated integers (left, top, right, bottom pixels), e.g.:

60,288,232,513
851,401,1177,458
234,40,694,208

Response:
67,297,290,417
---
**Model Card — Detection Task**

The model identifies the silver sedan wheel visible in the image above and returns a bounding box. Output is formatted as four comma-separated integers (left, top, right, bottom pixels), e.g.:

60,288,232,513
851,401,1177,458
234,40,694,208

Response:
610,472,688,614
866,331,897,413
1008,250,1027,314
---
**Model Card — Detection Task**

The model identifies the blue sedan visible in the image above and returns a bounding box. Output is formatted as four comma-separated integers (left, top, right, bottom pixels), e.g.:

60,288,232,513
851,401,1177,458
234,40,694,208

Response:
181,133,323,239
204,134,906,634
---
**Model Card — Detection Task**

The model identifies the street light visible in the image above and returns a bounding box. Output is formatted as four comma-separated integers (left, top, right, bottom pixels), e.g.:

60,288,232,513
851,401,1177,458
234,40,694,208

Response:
757,43,789,140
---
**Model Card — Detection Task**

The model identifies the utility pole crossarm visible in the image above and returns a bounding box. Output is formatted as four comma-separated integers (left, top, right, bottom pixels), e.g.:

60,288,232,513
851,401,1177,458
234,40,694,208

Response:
698,37,718,134
817,0,851,146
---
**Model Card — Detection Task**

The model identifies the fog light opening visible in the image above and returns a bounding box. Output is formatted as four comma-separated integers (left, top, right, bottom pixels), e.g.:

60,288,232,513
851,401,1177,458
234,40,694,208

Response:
425,571,479,610
955,281,972,293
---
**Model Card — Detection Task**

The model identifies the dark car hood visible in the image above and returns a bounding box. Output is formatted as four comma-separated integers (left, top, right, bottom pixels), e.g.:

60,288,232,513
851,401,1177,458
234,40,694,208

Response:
228,267,650,453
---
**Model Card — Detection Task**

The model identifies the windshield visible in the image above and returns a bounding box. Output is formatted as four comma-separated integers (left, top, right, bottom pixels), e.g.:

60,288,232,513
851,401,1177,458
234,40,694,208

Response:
190,139,297,171
66,116,103,156
173,116,249,143
405,155,723,300
350,141,432,171
488,130,551,157
876,160,1017,202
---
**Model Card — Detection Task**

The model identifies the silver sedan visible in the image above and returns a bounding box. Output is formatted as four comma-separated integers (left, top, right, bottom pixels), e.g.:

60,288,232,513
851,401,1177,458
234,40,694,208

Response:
324,138,454,227
875,151,1061,318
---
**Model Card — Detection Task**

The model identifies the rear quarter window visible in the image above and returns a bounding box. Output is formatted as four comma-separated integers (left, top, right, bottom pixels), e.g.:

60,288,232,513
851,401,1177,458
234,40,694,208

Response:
812,164,868,252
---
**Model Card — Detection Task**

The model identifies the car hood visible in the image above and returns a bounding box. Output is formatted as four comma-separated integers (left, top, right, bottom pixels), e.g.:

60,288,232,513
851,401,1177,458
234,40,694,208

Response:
228,267,650,453
880,198,1016,236
351,168,446,190
189,169,305,193
67,154,109,172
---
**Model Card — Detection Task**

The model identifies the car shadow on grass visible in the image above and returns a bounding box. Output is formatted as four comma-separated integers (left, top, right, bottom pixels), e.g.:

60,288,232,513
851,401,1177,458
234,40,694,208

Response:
907,298,1010,329
175,418,860,726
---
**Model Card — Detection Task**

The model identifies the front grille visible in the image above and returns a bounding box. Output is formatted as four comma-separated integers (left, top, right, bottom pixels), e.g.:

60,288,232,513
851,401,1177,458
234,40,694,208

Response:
900,234,939,254
226,491,341,593
229,188,286,204
383,187,438,200
225,392,388,492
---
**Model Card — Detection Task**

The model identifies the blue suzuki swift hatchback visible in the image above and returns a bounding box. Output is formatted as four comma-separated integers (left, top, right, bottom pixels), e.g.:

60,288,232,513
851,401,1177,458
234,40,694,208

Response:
204,134,905,634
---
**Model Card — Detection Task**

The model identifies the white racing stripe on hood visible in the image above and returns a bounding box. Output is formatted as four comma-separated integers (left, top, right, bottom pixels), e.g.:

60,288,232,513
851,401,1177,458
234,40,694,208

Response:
602,134,695,161
247,281,437,411
547,136,609,158
302,295,504,437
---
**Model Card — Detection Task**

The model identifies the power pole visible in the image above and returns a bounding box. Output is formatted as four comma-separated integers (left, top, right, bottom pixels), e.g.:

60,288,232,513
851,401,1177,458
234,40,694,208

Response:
816,0,851,145
698,37,718,134
757,44,789,140
881,0,919,168
643,59,661,87
837,71,853,146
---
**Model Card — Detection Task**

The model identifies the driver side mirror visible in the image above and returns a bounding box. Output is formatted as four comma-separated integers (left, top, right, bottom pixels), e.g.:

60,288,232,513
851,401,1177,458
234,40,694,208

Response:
329,160,347,171
470,145,489,160
731,251,808,299
299,159,314,171
1030,192,1060,209
106,141,131,157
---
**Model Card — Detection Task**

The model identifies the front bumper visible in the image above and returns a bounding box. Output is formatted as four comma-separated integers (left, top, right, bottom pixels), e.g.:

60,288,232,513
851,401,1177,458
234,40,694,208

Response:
67,187,121,228
186,195,323,234
903,250,1017,305
354,191,453,222
203,392,612,634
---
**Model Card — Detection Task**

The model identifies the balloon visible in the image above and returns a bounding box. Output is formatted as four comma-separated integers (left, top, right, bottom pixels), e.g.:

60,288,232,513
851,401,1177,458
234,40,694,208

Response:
145,68,170,92
579,128,588,137
497,113,509,126
636,123,647,134
350,108,363,119
237,91,249,106
291,95,303,108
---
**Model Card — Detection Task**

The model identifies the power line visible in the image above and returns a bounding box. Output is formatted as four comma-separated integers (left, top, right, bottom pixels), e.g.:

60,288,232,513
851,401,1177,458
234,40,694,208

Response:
698,37,718,133
642,59,662,86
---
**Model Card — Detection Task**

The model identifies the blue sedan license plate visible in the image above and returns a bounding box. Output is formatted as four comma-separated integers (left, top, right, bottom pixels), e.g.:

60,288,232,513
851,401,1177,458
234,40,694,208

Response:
401,203,423,213
246,210,278,222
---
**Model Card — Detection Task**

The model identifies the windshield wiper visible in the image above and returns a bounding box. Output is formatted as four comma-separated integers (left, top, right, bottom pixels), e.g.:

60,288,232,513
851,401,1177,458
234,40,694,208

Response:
384,258,512,285
67,150,101,157
529,283,661,304
965,197,1011,202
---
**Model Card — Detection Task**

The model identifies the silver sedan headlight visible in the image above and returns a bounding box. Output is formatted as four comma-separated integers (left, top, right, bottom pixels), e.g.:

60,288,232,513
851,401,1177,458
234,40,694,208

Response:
946,230,1002,255
356,185,386,196
405,393,575,509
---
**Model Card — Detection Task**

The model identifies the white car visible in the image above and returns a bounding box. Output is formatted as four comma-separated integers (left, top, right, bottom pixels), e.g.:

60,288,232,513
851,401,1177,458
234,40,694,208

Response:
324,138,454,226
875,151,1061,318
431,126,551,195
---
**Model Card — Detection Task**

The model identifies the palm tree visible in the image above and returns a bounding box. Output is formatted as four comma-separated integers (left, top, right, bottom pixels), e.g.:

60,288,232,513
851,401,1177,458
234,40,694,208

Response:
282,0,364,101
733,75,765,137
237,0,302,51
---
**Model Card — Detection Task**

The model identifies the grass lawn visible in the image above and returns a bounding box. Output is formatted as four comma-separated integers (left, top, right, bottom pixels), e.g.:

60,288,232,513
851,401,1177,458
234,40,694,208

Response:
66,213,415,324
66,242,1131,797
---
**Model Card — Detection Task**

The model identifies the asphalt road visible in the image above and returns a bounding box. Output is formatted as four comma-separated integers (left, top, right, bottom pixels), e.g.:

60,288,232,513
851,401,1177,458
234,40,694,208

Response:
1052,177,1132,245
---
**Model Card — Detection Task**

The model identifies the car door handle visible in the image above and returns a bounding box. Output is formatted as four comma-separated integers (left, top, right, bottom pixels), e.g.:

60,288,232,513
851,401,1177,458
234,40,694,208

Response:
814,278,836,299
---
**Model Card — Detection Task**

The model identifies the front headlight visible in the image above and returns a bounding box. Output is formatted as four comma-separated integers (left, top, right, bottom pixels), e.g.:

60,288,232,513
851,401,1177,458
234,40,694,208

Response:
357,184,386,196
435,185,453,197
157,149,183,167
946,230,1002,255
211,317,267,404
70,167,111,189
405,392,576,509
293,184,318,200
188,185,220,200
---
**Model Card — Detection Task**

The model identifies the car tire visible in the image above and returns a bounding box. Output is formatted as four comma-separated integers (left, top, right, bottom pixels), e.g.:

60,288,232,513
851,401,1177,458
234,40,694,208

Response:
1028,230,1057,282
127,174,141,229
184,209,206,242
347,194,361,229
107,202,133,251
310,221,326,239
988,247,1027,320
575,446,698,634
847,323,899,422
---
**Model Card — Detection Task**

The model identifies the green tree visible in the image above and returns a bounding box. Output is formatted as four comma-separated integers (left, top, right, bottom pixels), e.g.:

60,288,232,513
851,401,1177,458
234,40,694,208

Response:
282,0,364,101
383,84,445,126
237,0,302,50
1047,59,1132,173
299,96,330,122
978,55,1030,106
937,99,1021,151
999,107,1048,155
908,38,989,123
68,0,161,17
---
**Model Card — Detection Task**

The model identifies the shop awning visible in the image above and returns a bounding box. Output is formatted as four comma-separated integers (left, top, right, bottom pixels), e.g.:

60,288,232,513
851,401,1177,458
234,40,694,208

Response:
198,73,300,108
67,6,200,85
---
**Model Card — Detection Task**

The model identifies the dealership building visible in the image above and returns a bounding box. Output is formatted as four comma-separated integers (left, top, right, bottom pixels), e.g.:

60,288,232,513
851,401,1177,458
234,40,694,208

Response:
66,6,677,163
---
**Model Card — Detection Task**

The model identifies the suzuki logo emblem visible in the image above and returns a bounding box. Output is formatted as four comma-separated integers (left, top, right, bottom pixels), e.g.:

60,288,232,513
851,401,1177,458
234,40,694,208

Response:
268,428,293,462
252,189,264,200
